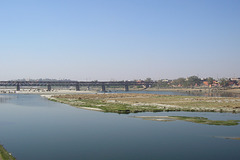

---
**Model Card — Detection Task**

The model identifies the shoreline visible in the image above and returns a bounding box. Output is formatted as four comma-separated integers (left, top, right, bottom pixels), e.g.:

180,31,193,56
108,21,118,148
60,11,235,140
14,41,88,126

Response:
0,145,16,160
41,94,104,112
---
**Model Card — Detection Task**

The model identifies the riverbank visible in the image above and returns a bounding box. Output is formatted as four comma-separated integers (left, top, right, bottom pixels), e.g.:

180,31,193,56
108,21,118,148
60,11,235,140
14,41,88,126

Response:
0,145,16,160
49,93,240,113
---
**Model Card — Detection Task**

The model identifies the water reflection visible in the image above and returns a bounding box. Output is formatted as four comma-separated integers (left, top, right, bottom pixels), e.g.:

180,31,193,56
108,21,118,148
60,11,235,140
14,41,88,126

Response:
106,90,240,97
0,95,12,103
0,94,240,160
190,92,240,97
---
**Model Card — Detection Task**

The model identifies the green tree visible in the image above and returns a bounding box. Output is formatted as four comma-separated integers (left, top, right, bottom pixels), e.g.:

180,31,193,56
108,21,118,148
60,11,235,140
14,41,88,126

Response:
156,80,169,88
145,78,153,82
172,78,186,86
187,76,201,87
219,78,229,87
207,77,214,86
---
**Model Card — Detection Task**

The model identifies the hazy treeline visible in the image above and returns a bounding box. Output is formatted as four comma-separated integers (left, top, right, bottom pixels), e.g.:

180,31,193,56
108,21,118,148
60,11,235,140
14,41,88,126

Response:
143,76,240,88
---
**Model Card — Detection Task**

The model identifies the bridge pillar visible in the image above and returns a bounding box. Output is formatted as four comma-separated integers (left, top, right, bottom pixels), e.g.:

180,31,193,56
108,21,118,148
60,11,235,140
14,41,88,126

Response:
125,84,129,91
16,83,20,91
102,85,106,92
145,84,149,88
76,83,80,91
47,84,51,91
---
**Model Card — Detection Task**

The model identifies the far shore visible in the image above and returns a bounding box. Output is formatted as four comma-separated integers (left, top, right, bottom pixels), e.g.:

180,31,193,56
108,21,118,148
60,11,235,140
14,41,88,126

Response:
1,87,240,96
138,87,240,94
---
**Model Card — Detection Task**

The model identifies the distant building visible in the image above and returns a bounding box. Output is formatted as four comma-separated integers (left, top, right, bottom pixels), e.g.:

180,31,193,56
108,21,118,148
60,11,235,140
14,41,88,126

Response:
231,78,240,81
203,81,208,86
162,79,169,82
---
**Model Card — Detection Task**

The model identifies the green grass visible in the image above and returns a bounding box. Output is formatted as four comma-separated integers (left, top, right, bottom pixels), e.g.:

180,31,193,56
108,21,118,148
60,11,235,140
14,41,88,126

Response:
0,145,16,160
52,97,159,114
170,116,240,126
134,116,240,126
50,93,240,114
227,137,240,140
214,136,240,140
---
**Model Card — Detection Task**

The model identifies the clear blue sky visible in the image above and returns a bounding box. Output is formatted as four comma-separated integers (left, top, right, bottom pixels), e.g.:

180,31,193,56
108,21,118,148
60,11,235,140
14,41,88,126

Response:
1,0,239,81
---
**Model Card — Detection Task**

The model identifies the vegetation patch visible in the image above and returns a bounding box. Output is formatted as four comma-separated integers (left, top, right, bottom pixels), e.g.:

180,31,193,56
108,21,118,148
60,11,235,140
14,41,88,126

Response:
134,116,240,126
50,93,240,114
0,145,16,160
170,116,240,126
225,137,240,140
214,136,240,140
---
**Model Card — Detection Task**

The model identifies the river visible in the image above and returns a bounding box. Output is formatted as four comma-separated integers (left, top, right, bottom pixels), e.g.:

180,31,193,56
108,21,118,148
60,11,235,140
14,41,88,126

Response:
105,90,240,97
0,94,240,160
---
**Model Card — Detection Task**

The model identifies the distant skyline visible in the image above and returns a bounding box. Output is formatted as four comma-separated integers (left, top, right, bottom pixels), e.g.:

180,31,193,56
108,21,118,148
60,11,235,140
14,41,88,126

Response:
1,0,239,81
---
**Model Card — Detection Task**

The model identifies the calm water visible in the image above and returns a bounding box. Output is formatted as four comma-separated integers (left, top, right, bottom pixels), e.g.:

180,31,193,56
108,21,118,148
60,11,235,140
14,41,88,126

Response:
105,90,240,97
0,94,240,160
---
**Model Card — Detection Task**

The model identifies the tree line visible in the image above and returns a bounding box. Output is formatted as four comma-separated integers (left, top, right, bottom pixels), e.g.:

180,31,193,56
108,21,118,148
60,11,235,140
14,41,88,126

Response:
143,76,239,88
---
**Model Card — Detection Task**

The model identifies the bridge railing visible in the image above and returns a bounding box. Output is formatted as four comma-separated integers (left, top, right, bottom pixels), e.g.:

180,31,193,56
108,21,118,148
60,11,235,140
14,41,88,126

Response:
0,81,155,91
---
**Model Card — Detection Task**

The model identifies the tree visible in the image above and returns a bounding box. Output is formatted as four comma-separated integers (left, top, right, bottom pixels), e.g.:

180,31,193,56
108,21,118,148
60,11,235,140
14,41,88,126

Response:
156,80,169,88
172,78,186,86
219,78,229,87
187,76,201,87
145,78,153,82
207,77,214,86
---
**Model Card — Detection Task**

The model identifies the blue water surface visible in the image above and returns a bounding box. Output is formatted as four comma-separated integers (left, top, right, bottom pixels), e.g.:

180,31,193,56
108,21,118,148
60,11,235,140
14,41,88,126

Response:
0,94,240,160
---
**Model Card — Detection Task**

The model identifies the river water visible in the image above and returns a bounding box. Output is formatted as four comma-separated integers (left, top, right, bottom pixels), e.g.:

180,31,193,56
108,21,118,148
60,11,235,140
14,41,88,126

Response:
106,90,240,97
0,94,240,160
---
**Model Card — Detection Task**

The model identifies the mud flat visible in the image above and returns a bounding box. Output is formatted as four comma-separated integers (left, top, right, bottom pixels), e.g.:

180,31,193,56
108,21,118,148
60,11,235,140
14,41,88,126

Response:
49,93,240,113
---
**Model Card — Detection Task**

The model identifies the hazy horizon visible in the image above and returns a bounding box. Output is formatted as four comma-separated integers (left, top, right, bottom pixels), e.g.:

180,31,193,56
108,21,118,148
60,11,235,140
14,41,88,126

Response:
1,0,239,81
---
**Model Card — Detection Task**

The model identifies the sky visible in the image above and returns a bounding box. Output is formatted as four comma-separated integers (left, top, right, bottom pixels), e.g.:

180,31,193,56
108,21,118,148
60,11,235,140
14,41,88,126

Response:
0,0,239,81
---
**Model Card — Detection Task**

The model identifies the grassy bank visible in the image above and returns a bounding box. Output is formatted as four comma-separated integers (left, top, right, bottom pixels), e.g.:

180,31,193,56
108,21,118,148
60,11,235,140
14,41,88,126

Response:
0,145,16,160
133,116,240,126
50,93,240,113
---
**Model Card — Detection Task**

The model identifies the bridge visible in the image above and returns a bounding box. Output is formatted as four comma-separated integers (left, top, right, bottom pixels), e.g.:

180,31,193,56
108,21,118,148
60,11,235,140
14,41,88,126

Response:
0,81,154,92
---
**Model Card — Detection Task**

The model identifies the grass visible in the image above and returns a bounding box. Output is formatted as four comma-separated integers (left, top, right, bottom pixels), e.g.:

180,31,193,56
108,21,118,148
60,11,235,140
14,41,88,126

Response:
51,93,240,114
0,145,16,160
169,116,240,126
134,116,240,126
50,93,240,126
214,136,240,140
54,97,156,113
227,137,240,140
